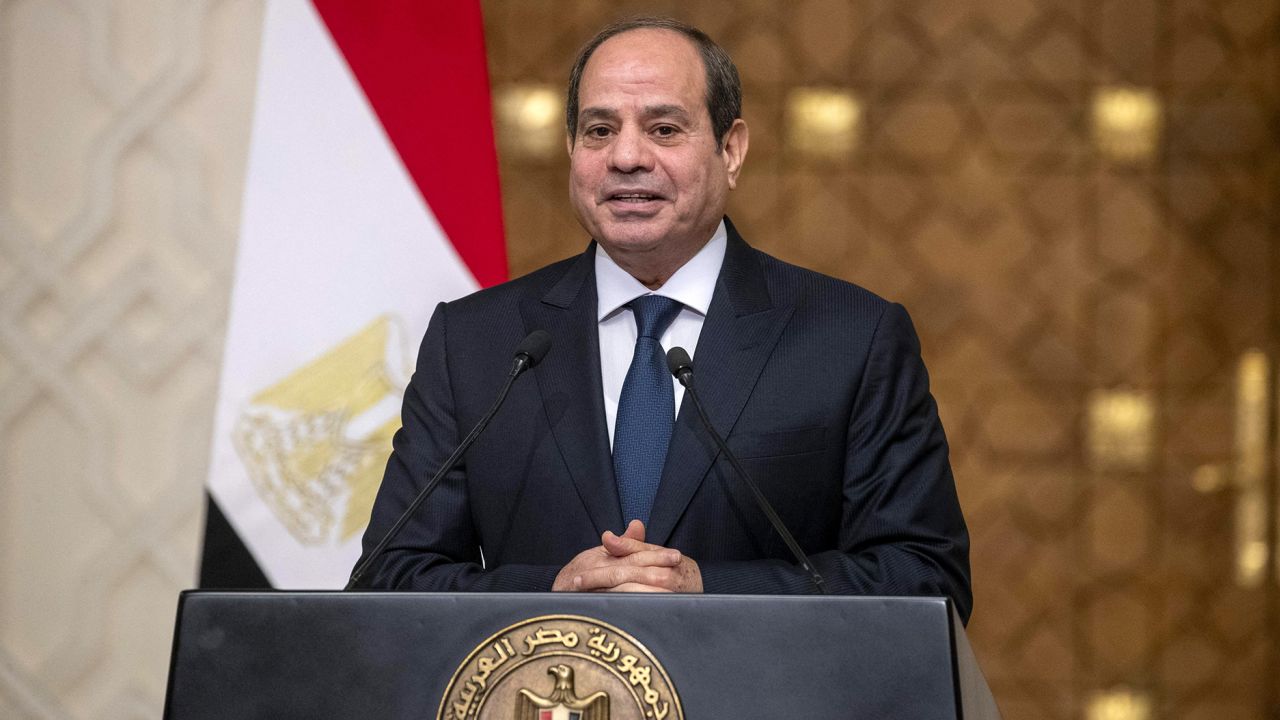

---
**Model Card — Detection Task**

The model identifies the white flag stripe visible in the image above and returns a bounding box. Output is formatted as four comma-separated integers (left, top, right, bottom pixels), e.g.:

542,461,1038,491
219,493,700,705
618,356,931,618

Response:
207,0,479,588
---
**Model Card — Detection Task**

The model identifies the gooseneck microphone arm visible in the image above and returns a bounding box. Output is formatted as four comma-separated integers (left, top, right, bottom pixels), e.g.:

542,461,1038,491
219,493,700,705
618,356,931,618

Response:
345,330,552,591
666,347,830,595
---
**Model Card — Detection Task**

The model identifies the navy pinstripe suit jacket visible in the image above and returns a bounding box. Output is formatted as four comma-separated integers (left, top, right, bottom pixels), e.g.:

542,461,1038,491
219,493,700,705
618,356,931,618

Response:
357,218,972,622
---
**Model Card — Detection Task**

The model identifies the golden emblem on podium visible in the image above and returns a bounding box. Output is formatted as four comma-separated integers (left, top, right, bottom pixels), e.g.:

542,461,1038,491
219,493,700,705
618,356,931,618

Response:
516,664,609,720
439,615,683,720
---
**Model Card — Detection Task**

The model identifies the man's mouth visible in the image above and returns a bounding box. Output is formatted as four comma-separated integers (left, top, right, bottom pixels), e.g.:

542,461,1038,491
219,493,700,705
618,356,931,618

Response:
606,192,663,203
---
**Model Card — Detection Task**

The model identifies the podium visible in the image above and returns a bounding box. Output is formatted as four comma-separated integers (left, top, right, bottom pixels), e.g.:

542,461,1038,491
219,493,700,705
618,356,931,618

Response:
164,591,1000,719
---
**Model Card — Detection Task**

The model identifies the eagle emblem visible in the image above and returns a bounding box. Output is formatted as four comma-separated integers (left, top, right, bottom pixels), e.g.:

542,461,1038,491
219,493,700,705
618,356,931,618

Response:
516,664,609,720
232,315,409,545
439,616,682,720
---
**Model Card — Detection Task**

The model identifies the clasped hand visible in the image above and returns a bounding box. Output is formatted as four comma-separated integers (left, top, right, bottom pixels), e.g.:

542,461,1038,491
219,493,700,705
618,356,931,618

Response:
552,519,703,593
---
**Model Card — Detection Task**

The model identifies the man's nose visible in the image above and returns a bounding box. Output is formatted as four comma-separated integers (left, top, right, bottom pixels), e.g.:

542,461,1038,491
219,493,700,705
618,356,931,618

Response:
608,126,654,173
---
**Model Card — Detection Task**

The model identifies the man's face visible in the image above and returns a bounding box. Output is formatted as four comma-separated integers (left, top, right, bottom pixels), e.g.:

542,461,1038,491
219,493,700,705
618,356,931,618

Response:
568,29,746,262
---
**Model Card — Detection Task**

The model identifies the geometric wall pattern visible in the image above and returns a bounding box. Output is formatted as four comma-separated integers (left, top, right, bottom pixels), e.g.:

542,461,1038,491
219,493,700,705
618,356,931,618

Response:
1,1,1276,718
481,2,1280,719
0,1,265,718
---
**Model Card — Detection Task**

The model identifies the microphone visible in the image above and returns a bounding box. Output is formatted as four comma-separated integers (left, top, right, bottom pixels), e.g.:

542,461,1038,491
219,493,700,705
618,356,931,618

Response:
666,347,829,595
513,329,552,374
345,330,552,590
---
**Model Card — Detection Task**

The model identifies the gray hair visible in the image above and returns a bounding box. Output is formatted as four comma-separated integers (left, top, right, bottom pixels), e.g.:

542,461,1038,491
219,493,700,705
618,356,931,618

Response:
565,17,742,151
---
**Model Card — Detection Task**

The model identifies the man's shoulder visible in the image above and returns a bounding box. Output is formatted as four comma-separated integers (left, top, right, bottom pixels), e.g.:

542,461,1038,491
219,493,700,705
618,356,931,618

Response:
745,244,922,360
722,217,891,317
750,245,894,318
445,248,588,315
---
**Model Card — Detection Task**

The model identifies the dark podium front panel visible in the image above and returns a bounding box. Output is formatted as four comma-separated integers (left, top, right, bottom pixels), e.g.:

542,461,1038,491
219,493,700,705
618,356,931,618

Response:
165,592,999,719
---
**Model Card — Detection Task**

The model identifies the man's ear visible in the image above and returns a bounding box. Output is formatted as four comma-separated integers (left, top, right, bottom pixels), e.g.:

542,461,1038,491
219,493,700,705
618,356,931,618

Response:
566,131,575,156
721,118,749,190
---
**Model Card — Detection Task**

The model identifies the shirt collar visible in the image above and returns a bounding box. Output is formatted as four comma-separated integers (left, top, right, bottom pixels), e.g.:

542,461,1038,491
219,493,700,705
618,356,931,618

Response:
595,220,727,322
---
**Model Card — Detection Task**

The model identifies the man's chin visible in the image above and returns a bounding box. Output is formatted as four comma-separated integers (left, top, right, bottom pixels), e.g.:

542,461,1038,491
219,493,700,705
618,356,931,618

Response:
594,223,670,255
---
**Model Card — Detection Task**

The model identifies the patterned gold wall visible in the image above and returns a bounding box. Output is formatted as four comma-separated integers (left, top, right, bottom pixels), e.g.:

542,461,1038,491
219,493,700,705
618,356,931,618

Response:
481,1,1280,719
1,1,1276,718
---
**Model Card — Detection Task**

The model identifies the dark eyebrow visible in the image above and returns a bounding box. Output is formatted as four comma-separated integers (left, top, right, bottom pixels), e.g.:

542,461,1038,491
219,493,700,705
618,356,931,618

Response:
576,104,694,128
640,104,692,123
578,107,618,125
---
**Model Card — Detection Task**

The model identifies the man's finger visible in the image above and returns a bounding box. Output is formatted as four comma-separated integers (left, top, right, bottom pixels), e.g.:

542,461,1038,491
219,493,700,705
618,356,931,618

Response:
602,529,662,557
622,519,646,542
620,548,681,567
601,519,649,557
573,564,674,592
552,545,609,591
608,582,673,593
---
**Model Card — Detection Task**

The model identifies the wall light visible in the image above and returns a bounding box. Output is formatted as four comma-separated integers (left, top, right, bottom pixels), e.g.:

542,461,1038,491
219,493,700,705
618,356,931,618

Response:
786,87,861,158
1233,350,1268,587
1087,687,1152,720
1092,86,1162,163
1087,389,1155,472
494,84,562,158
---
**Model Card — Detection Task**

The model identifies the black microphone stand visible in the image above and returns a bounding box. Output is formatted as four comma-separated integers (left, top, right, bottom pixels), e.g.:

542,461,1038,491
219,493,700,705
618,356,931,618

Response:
345,331,550,590
668,347,829,595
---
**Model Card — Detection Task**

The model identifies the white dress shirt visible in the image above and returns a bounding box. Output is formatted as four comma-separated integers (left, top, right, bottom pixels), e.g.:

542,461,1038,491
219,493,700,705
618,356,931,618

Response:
596,220,727,447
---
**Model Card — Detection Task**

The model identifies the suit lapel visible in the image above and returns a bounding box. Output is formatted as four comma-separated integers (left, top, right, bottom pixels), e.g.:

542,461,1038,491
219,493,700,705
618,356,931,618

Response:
519,244,624,537
646,222,795,547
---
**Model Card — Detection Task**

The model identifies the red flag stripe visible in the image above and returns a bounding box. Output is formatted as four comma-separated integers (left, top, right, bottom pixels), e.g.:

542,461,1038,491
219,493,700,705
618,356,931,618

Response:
311,0,508,287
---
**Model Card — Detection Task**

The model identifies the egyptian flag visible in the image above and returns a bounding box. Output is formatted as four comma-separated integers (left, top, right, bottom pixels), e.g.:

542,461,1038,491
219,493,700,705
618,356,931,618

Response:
200,0,507,589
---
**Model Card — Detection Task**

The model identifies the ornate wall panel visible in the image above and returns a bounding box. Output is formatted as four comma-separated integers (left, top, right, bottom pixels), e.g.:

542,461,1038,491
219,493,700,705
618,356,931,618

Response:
0,1,1276,718
0,0,264,717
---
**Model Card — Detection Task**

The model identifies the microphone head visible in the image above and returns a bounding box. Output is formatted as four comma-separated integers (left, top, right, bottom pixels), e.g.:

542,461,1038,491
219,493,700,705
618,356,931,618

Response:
514,330,552,368
666,346,693,379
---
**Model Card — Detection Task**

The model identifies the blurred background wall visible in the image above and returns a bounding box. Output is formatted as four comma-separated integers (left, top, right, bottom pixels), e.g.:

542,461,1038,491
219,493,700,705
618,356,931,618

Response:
1,1,1277,718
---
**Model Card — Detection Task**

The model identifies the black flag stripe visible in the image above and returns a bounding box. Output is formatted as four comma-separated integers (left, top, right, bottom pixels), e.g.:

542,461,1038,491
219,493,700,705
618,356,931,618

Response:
198,492,271,589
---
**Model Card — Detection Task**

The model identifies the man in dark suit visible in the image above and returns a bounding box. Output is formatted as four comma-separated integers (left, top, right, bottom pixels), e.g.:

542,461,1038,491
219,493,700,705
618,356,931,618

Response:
357,17,971,620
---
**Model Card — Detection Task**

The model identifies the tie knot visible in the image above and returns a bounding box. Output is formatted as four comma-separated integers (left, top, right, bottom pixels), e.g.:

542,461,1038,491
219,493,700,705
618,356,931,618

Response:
629,295,684,339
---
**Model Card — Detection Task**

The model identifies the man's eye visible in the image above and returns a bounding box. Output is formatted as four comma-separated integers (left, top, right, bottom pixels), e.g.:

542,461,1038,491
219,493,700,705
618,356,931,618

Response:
586,126,611,138
653,125,678,137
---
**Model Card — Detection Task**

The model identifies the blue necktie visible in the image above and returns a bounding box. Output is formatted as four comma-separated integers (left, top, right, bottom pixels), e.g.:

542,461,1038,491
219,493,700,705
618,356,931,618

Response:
613,295,684,526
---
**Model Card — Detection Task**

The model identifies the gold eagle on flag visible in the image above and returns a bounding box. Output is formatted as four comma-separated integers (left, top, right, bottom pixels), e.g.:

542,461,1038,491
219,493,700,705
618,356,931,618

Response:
233,315,407,545
515,664,610,720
